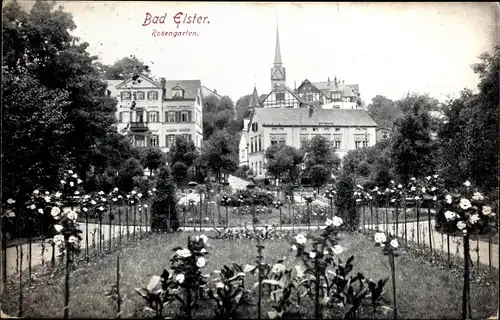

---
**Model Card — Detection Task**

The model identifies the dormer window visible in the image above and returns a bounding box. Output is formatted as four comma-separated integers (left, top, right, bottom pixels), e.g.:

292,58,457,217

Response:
121,91,131,101
172,87,184,99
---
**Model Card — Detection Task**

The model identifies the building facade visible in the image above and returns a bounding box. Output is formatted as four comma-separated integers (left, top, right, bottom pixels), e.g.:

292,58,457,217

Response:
295,78,362,110
106,75,204,153
239,107,378,179
376,127,392,143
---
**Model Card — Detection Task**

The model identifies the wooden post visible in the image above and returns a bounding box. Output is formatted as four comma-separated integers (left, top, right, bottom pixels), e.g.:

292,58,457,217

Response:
116,255,121,319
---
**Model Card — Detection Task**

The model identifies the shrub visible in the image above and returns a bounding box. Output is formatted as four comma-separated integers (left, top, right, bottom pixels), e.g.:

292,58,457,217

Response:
151,166,179,232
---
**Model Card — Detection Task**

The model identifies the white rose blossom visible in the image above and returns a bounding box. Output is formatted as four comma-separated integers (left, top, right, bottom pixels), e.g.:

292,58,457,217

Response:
472,192,484,201
53,234,65,246
37,208,44,214
309,251,316,259
54,224,63,233
199,234,208,244
444,211,457,221
67,210,78,221
374,232,387,244
457,221,466,230
482,206,495,217
469,214,480,224
332,216,343,227
459,198,472,210
176,249,192,258
291,245,297,251
332,245,343,255
33,190,40,195
464,180,471,187
295,234,307,245
68,236,78,243
7,198,15,204
175,274,185,284
196,257,206,268
390,239,399,248
445,194,452,204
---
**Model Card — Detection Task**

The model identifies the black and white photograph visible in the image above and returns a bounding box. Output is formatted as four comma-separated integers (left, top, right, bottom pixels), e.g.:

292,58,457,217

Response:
1,1,499,319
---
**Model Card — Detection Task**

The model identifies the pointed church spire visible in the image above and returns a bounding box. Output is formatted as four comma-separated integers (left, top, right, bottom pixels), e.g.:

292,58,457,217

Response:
274,25,282,66
248,86,261,109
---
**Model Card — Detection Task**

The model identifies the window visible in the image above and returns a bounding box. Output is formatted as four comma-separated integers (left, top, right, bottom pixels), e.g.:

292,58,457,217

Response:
167,135,176,147
119,112,124,123
136,110,145,122
258,136,262,151
312,128,318,132
182,134,191,141
362,140,369,148
135,135,145,147
148,111,158,123
147,91,158,100
149,135,159,147
382,133,388,139
276,92,285,101
181,111,189,122
271,141,278,146
259,161,262,175
335,128,341,132
167,111,176,122
121,91,132,101
134,91,145,100
355,141,361,149
334,140,341,149
172,88,184,99
250,138,254,153
324,127,330,131
279,141,285,145
301,128,307,131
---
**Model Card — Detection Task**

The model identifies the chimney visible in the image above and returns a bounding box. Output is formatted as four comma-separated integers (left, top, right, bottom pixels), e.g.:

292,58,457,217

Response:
214,89,217,94
160,77,166,100
328,77,330,86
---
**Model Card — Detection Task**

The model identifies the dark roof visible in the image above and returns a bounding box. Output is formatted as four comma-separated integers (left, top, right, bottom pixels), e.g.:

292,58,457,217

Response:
261,84,313,106
164,80,201,100
115,74,163,89
252,108,378,127
311,81,360,95
248,86,261,108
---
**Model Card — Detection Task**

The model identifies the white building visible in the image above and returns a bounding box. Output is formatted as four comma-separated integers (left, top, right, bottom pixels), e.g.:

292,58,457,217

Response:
105,74,204,153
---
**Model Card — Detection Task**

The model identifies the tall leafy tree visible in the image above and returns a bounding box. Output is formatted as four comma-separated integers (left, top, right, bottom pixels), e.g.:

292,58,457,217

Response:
264,144,303,183
366,95,403,129
301,135,341,178
2,69,71,201
168,136,198,169
143,147,167,175
151,166,179,232
103,55,151,80
2,0,118,183
198,129,238,182
391,94,438,183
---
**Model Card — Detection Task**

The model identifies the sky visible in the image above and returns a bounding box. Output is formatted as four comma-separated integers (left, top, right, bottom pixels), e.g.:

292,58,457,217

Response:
15,1,499,105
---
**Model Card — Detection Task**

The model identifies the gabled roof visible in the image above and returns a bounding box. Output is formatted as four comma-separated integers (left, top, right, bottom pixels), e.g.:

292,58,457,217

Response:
251,108,378,127
115,73,163,89
201,86,222,98
261,84,313,106
296,79,330,100
164,80,201,100
311,81,359,95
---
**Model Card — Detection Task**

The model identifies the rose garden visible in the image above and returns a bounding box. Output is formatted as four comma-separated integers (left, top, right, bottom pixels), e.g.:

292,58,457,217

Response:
2,2,499,319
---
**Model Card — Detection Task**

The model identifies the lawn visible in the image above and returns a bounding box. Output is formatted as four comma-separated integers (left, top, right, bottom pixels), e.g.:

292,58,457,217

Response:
1,230,497,319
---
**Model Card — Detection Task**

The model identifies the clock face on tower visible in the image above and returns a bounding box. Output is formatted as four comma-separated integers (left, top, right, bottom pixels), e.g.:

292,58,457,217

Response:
271,67,285,80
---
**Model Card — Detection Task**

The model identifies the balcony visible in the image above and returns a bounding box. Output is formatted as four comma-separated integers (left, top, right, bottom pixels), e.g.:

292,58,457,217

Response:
130,121,149,132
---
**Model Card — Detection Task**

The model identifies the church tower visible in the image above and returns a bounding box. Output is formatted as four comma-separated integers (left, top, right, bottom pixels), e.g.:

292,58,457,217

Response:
270,25,286,90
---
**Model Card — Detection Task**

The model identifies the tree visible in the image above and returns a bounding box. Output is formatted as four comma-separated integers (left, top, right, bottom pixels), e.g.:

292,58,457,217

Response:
309,164,329,193
3,0,119,183
198,129,239,182
168,136,197,169
117,158,144,192
391,94,438,184
301,135,341,179
437,45,499,194
335,174,359,232
151,166,179,232
264,144,303,183
103,55,151,80
203,95,241,140
1,69,72,201
366,95,403,129
172,162,188,188
144,147,167,175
